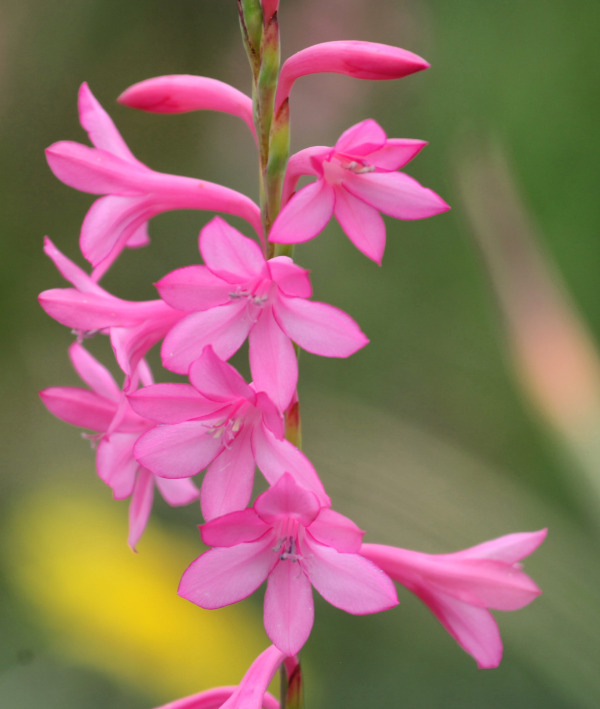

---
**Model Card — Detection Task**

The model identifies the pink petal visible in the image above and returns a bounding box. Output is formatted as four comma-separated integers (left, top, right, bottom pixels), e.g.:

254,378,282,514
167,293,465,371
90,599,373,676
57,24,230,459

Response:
156,265,233,312
80,194,156,268
264,561,314,655
200,427,256,521
276,41,429,112
68,342,119,401
118,75,256,139
267,257,312,298
78,83,139,162
335,119,387,155
128,468,154,551
189,346,253,403
254,473,320,527
415,587,503,669
155,475,200,506
274,294,368,357
153,686,237,709
302,537,398,614
201,508,269,547
450,529,548,565
268,180,335,245
254,392,285,440
96,432,138,498
42,236,105,295
200,217,267,284
343,170,450,220
308,509,364,553
333,185,386,264
128,383,223,424
161,302,251,374
221,645,286,709
282,146,331,203
249,307,297,412
39,387,117,432
252,425,329,507
367,138,427,171
178,540,275,609
133,420,222,478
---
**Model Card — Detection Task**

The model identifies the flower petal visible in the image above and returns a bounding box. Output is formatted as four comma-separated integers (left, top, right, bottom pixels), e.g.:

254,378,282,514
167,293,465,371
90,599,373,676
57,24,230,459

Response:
201,427,257,521
155,475,200,506
178,540,275,609
335,119,387,155
249,307,297,412
128,468,154,551
189,346,253,403
161,302,251,375
308,508,364,553
201,508,269,548
134,420,222,478
303,537,398,614
268,180,335,245
343,170,450,220
156,265,233,312
200,217,266,283
274,294,368,357
128,383,223,424
264,561,314,655
254,473,320,527
334,185,386,264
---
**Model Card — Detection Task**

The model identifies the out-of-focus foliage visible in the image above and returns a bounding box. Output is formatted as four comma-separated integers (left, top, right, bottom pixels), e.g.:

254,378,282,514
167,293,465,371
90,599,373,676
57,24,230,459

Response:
1,0,599,707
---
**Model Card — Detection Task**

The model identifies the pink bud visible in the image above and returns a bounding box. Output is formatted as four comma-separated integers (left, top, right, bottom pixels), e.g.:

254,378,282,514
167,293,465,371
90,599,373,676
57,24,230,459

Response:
276,41,429,112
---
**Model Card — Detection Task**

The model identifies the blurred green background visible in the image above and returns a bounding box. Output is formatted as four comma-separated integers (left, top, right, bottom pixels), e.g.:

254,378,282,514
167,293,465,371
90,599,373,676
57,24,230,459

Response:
1,0,599,706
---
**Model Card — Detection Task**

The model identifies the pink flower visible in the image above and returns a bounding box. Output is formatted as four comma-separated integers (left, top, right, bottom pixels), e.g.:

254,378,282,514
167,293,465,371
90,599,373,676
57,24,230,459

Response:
179,474,398,655
157,217,368,410
361,529,547,668
153,645,285,709
275,41,430,114
117,75,256,140
269,119,450,263
38,237,184,389
130,346,328,521
39,343,198,549
45,83,262,277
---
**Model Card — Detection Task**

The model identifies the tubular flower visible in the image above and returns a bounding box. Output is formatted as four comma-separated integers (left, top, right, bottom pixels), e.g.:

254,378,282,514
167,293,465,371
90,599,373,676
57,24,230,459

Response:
179,474,398,655
275,41,429,114
45,83,262,277
269,119,450,263
130,346,328,521
361,529,547,668
39,343,198,549
118,75,256,141
157,217,368,411
153,645,286,709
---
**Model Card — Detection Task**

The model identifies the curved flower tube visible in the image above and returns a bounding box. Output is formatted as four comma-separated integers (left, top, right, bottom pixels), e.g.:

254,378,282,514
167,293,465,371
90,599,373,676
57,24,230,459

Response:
275,41,429,113
179,474,398,655
118,76,256,141
39,343,199,549
269,119,450,263
361,529,547,668
45,83,263,276
154,645,285,709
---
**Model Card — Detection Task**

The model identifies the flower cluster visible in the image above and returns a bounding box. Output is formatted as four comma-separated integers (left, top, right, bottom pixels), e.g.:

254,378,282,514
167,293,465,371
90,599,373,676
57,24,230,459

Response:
40,1,545,706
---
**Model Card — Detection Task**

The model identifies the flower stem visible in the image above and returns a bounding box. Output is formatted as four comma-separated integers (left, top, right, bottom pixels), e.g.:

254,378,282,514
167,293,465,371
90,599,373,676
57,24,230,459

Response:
280,656,304,709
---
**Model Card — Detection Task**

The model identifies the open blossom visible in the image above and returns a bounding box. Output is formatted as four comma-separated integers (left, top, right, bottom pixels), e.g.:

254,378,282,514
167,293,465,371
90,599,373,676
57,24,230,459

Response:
158,216,368,410
39,343,198,549
361,529,546,668
269,119,450,263
154,645,285,709
45,83,262,277
130,346,328,520
179,474,398,655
